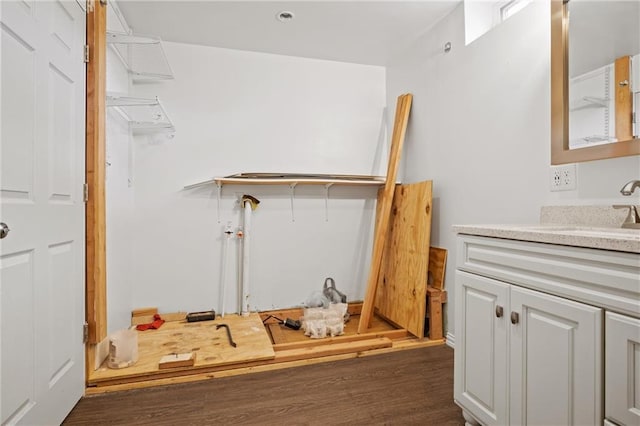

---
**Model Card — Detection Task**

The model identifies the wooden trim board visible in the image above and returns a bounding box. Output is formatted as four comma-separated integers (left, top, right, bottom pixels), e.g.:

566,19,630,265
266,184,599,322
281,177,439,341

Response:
273,329,409,351
85,0,107,378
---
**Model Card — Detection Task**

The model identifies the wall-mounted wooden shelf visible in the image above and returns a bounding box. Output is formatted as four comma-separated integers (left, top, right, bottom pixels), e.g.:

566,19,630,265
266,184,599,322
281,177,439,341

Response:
183,174,386,190
183,173,387,222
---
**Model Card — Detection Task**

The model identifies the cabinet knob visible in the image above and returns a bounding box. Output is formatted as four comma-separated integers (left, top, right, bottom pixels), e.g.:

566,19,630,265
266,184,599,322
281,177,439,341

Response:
495,306,504,318
511,311,520,324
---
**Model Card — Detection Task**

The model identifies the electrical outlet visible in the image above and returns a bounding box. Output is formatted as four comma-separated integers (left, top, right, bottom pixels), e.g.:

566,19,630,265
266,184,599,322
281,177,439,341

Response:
550,164,577,191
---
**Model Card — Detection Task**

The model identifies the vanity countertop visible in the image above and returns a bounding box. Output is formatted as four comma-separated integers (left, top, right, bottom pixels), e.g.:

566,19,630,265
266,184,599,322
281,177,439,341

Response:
453,224,640,253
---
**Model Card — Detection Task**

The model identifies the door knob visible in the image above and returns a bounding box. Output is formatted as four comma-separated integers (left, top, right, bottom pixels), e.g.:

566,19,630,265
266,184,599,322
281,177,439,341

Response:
511,311,520,324
0,222,10,239
495,306,504,318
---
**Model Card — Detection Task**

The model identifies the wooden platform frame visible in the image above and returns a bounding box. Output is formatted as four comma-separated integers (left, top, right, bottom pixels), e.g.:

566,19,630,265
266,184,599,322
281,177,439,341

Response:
85,303,444,394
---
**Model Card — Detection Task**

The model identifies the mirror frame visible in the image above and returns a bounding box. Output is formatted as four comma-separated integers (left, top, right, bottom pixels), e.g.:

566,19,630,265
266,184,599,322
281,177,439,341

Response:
550,0,640,164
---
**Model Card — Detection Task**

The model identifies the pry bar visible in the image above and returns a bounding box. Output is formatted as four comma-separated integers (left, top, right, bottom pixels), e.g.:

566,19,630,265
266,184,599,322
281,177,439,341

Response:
216,323,237,348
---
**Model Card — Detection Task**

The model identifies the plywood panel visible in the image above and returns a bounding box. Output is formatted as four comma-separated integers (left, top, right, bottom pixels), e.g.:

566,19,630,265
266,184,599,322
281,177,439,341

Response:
374,181,433,337
89,313,275,384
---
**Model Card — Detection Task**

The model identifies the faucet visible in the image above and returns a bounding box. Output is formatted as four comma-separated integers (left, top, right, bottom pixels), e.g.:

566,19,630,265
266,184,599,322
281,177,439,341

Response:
620,180,640,196
616,180,640,228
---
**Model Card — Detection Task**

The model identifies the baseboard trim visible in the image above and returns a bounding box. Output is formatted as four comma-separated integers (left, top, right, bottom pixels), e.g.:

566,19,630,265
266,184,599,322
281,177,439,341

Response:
445,332,455,349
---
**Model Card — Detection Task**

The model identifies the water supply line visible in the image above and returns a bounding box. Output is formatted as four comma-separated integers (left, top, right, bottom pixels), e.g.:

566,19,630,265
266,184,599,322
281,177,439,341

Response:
219,222,233,318
240,195,260,316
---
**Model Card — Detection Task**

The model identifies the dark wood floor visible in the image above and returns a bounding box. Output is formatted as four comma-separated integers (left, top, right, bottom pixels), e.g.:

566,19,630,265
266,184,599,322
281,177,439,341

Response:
64,345,463,425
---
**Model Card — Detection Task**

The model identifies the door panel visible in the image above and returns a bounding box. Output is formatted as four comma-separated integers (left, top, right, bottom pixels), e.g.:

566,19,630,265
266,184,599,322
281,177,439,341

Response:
454,271,509,426
1,1,86,424
0,251,36,424
49,64,75,199
0,23,36,201
510,286,602,426
605,311,640,426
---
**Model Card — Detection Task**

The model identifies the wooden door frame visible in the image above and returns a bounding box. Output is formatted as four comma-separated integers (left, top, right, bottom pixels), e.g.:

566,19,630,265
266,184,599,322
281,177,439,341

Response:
85,0,107,375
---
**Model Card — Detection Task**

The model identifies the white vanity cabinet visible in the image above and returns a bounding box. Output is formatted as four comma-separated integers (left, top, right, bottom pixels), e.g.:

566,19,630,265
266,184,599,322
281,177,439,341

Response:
605,312,640,426
453,233,640,426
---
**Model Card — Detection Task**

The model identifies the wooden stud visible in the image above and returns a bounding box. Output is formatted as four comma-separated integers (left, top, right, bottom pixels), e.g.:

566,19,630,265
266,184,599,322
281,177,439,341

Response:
85,0,107,378
132,307,158,318
273,338,392,363
358,94,413,333
272,329,408,351
426,286,447,340
428,247,448,291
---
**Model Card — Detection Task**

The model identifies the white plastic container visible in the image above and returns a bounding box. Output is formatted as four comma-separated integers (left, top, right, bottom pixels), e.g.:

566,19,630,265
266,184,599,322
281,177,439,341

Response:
107,329,139,369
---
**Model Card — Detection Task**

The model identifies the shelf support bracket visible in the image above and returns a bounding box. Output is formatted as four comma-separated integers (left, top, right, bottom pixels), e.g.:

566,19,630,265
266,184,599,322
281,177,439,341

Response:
289,183,297,222
216,181,222,223
324,183,333,222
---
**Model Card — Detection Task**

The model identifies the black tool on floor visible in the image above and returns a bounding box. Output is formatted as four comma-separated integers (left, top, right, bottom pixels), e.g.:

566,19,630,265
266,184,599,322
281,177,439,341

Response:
283,318,301,330
216,323,237,347
186,310,216,322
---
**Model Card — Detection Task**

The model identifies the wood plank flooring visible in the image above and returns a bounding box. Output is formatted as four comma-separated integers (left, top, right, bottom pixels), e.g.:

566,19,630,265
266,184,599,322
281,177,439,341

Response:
64,345,463,425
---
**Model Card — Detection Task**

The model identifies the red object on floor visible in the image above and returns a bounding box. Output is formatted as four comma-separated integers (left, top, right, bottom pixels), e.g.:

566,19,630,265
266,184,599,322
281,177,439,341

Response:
136,314,165,331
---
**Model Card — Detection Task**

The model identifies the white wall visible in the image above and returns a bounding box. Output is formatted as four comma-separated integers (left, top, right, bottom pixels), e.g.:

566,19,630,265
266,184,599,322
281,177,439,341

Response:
386,1,640,339
129,42,387,314
105,46,134,333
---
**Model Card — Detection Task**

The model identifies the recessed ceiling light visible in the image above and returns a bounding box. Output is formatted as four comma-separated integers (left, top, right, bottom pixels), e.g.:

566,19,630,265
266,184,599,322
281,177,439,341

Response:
276,11,295,22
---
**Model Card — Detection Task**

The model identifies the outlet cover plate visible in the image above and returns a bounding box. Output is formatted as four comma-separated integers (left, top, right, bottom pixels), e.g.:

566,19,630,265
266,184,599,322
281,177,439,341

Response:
550,164,577,192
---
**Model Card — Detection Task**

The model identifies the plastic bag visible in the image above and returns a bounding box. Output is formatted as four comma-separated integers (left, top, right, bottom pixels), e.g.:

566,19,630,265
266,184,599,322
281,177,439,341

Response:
107,329,138,369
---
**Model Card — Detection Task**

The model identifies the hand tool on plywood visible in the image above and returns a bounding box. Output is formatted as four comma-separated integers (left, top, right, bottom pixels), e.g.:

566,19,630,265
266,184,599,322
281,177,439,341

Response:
186,310,216,322
358,93,413,334
216,323,237,347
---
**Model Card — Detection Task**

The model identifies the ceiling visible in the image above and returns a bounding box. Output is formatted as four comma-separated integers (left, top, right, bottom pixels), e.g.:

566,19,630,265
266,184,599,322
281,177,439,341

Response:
115,1,460,66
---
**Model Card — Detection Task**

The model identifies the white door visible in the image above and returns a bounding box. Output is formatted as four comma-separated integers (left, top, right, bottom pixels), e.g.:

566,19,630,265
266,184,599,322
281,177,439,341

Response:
605,311,640,426
1,0,86,424
454,271,509,426
509,286,602,426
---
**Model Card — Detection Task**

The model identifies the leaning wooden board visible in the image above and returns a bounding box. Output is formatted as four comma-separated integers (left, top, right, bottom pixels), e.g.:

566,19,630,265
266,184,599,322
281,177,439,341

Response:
374,180,433,337
358,93,413,333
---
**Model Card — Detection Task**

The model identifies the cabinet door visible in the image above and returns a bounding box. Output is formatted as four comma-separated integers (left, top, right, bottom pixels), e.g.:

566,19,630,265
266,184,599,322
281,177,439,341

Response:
454,271,509,426
510,286,602,426
606,312,640,426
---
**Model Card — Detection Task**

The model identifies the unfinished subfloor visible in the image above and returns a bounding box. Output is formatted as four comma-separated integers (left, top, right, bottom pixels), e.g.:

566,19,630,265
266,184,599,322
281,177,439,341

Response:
87,304,444,394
